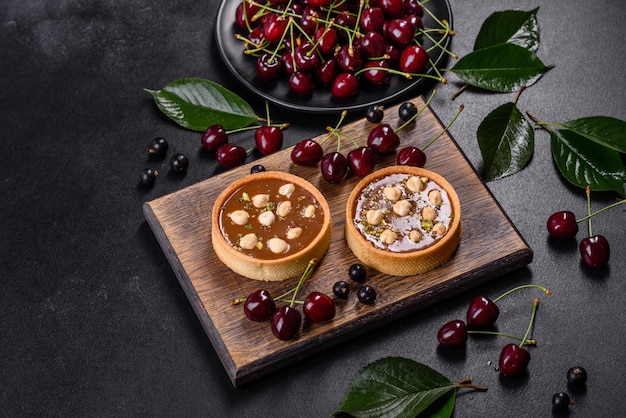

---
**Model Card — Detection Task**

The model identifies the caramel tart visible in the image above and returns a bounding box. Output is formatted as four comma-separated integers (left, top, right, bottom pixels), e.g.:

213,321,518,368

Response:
345,166,461,276
212,171,332,281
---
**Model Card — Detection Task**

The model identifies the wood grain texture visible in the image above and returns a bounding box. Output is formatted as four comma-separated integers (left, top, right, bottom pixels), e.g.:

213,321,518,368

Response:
143,96,533,386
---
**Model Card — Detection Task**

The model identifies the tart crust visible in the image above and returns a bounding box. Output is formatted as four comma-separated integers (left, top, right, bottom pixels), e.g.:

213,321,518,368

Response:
211,171,332,281
345,166,462,276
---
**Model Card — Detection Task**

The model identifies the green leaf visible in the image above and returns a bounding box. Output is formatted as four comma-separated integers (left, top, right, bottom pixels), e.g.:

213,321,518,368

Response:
550,129,626,197
333,357,456,418
557,116,626,154
477,101,534,181
145,78,257,131
450,43,553,92
474,8,540,52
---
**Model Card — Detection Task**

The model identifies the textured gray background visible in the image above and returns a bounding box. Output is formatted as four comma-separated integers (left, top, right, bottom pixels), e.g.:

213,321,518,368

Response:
2,0,625,416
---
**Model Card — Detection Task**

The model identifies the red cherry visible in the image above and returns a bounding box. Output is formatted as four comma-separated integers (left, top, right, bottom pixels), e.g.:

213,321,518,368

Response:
499,343,531,377
379,0,404,18
363,60,391,85
243,289,276,321
303,292,336,322
314,27,338,55
315,58,338,86
294,41,319,72
321,152,348,183
579,235,610,269
331,73,360,99
201,124,228,152
347,146,377,177
263,15,289,44
335,45,363,73
437,320,468,348
235,1,261,28
256,53,283,82
386,19,416,46
291,139,323,166
255,126,283,156
367,123,400,155
216,144,247,168
547,210,579,239
360,7,385,32
399,45,429,73
360,31,387,58
271,305,302,340
288,71,315,96
396,146,426,167
466,295,500,329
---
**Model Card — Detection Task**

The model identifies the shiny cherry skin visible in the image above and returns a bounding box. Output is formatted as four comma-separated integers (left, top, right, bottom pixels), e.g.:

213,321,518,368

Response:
579,235,610,269
386,19,415,46
363,60,390,86
303,292,336,322
399,45,429,73
235,1,261,28
255,126,283,156
289,71,314,96
291,139,323,166
216,144,247,168
314,27,338,55
437,320,468,348
379,0,404,18
360,31,387,58
396,146,426,167
332,73,360,99
271,305,302,340
360,7,385,32
367,123,400,155
256,53,282,82
347,146,377,177
466,295,500,329
243,289,276,321
294,41,319,72
336,45,363,72
201,124,228,152
547,210,579,239
499,343,531,377
263,14,289,44
320,152,348,183
315,58,338,86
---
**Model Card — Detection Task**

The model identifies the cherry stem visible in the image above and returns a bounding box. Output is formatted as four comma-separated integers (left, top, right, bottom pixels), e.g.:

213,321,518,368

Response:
519,297,540,348
493,284,552,303
451,83,468,101
467,330,537,346
576,198,626,223
585,185,593,237
455,378,488,392
290,258,318,307
423,103,464,150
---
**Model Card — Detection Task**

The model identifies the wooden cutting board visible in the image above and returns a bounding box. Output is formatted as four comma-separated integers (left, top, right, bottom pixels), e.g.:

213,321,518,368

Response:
143,96,533,386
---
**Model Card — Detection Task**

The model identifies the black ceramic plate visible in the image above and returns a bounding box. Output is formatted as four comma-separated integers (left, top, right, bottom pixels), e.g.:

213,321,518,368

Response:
215,0,452,113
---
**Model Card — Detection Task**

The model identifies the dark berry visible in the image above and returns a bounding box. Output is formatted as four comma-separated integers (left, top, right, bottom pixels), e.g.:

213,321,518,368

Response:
255,126,283,156
331,72,360,99
367,123,400,155
291,139,323,166
256,53,283,82
201,125,228,152
398,102,418,121
148,137,168,158
365,105,384,123
320,152,348,183
250,164,266,174
216,144,247,169
437,320,468,348
170,153,189,173
347,146,377,177
348,263,367,283
288,71,315,96
466,295,500,329
333,281,350,299
357,285,377,304
547,211,579,239
243,289,276,321
579,235,610,269
567,366,588,386
498,343,530,377
303,292,336,322
552,392,572,414
271,305,302,340
139,168,158,187
399,45,429,73
396,146,426,167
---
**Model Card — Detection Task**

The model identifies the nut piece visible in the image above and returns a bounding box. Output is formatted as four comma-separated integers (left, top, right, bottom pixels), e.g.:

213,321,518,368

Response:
276,201,292,217
421,206,437,222
366,209,384,225
278,183,295,197
228,210,250,226
428,189,443,206
432,223,447,236
380,229,398,245
286,226,303,240
268,237,288,254
239,233,258,250
258,210,276,226
383,186,402,201
393,200,412,216
409,229,423,243
252,194,270,208
406,176,426,193
303,204,316,218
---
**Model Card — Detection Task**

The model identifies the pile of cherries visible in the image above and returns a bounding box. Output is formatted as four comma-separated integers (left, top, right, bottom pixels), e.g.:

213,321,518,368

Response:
437,284,551,378
291,95,448,183
233,0,451,98
546,186,625,269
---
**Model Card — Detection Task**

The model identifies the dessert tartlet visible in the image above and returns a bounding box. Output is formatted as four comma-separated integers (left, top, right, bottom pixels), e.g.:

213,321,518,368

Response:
345,166,461,276
212,171,332,281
